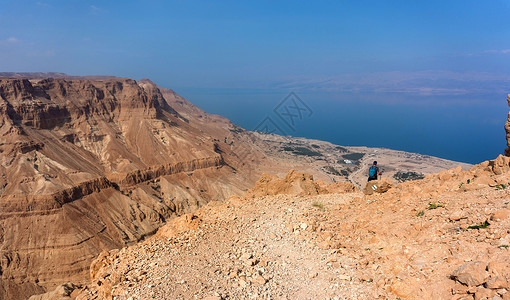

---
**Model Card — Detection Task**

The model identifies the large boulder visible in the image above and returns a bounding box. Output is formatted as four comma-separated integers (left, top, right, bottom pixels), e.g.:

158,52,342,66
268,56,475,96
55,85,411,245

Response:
28,283,80,300
156,213,202,238
451,261,489,287
363,178,393,195
488,154,510,175
485,276,508,289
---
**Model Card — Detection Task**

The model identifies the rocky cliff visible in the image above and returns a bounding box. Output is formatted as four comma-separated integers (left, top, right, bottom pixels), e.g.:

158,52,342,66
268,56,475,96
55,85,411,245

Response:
505,94,510,156
0,77,258,299
0,74,473,299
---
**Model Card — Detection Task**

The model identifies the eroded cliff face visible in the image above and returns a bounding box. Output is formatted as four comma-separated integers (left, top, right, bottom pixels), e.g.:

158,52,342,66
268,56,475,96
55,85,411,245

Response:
0,77,258,299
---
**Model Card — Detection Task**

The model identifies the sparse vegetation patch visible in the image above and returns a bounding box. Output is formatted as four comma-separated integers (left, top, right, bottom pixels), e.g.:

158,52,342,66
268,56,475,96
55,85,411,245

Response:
393,171,425,182
323,166,341,176
342,152,365,161
496,184,507,190
229,126,244,134
427,203,444,209
312,201,324,210
467,220,490,230
282,146,322,157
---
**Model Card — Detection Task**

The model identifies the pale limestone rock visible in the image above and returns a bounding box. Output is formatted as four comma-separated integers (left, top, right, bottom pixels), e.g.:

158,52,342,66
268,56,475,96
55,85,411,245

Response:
474,286,496,300
505,94,510,156
362,178,393,195
450,211,468,221
491,209,509,222
28,283,79,300
452,261,489,287
488,262,509,277
486,276,508,289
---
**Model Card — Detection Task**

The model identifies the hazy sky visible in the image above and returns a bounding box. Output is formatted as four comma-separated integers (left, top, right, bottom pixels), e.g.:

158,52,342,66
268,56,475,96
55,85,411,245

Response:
1,0,510,94
1,0,509,163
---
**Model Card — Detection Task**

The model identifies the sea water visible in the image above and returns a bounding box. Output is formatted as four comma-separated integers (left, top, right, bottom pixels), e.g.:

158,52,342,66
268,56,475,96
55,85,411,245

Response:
177,88,506,164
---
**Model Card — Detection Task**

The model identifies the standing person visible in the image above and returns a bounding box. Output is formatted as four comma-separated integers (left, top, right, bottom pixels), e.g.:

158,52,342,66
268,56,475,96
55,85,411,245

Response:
368,161,380,182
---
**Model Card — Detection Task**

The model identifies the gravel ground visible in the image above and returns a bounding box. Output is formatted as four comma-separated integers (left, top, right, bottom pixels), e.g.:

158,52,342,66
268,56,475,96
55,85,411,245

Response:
82,194,374,300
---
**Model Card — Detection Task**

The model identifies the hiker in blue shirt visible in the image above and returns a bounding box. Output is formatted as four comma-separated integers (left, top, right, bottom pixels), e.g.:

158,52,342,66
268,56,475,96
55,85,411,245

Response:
368,161,381,182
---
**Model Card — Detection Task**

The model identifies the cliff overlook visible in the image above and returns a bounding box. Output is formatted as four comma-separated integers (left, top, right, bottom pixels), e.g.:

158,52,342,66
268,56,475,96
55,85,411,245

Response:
0,74,472,299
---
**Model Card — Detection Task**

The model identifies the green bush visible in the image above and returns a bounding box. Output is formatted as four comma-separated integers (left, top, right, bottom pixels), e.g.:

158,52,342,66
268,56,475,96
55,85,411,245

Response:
496,184,507,190
312,201,324,209
427,203,444,209
467,220,490,230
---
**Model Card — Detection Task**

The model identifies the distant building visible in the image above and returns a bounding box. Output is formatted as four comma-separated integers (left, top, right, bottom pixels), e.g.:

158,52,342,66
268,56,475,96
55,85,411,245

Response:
344,159,353,164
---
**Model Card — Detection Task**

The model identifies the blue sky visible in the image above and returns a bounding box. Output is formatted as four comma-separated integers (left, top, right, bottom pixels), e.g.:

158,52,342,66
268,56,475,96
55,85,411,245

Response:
1,0,510,93
1,0,509,163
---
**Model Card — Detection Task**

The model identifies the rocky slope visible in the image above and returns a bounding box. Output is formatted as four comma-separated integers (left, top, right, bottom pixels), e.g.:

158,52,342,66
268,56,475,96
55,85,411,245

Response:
68,155,510,300
505,94,510,156
0,73,472,299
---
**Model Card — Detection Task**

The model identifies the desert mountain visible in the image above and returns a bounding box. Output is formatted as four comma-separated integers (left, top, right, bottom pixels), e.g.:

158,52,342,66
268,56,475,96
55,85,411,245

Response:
0,75,263,299
505,94,510,156
0,73,471,299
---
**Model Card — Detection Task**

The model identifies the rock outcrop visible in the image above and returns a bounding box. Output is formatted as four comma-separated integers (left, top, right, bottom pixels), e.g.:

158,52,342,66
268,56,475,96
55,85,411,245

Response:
245,170,357,198
362,178,394,195
320,181,358,194
452,261,490,287
506,94,510,156
246,170,323,198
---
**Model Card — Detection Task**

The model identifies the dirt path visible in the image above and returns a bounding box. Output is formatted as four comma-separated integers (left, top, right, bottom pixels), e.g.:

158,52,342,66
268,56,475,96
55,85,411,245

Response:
84,194,374,300
348,152,376,189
